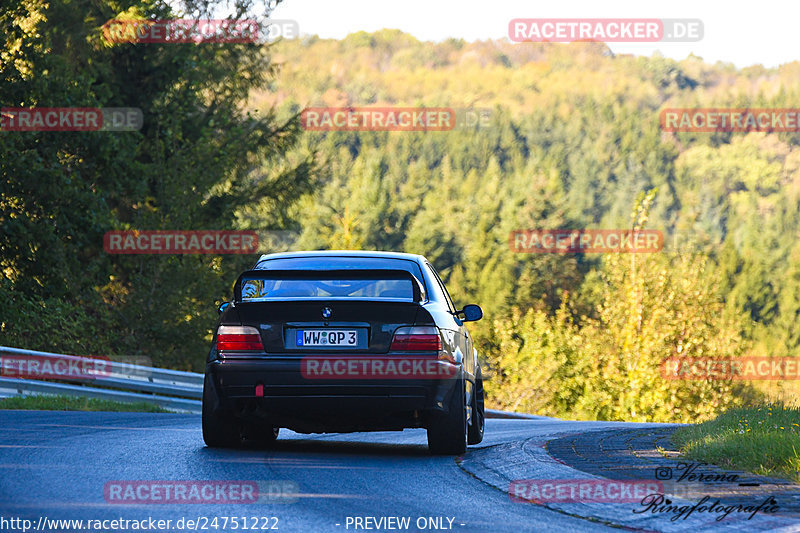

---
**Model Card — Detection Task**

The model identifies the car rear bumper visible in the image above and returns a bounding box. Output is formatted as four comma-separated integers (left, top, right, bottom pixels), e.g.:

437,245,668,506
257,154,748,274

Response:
205,356,463,433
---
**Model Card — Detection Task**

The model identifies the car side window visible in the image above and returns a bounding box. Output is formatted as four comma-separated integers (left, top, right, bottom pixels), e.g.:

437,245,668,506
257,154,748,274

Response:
425,262,456,313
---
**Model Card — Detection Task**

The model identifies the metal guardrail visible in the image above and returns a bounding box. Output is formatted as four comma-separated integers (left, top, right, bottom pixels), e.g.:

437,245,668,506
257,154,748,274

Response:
0,345,203,413
0,377,202,413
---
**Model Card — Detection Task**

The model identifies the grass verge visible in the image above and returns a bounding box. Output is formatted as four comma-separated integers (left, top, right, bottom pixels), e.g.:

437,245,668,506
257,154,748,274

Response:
0,395,170,413
671,402,800,483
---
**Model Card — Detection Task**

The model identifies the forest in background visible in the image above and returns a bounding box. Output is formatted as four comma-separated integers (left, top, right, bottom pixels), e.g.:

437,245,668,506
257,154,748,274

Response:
249,31,800,421
4,6,800,422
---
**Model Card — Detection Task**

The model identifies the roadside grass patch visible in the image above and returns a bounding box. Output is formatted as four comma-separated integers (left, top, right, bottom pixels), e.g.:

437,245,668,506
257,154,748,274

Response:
672,402,800,483
0,395,170,413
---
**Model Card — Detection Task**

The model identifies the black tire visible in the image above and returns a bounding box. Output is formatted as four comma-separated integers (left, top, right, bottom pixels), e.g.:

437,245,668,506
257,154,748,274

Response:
427,378,467,455
468,368,485,445
202,374,241,448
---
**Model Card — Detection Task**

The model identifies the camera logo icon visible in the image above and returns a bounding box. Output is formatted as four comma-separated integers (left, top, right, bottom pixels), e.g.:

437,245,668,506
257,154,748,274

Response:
654,467,673,480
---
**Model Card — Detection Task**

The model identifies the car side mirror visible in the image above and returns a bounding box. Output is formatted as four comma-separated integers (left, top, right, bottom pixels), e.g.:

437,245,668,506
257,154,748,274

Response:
218,302,231,314
458,304,483,322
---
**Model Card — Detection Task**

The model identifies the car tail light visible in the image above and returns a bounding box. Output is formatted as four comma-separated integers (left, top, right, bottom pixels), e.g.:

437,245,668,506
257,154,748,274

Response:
390,326,442,351
216,325,264,352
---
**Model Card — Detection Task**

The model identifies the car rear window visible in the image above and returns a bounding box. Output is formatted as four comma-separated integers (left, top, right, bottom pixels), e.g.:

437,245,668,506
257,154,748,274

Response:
250,256,428,299
241,277,415,300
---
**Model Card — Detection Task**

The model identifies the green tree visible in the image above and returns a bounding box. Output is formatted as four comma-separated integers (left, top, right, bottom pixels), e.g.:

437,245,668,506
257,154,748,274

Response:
1,0,312,368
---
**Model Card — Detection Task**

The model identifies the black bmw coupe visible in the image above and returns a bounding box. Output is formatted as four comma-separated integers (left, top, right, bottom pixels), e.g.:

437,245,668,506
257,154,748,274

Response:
202,251,485,454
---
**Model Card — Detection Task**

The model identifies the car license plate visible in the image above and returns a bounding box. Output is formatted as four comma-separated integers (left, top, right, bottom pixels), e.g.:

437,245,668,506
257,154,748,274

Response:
296,329,357,347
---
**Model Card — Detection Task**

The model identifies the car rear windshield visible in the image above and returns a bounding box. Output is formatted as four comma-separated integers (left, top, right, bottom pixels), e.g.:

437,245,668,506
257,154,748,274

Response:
240,277,416,301
249,256,428,300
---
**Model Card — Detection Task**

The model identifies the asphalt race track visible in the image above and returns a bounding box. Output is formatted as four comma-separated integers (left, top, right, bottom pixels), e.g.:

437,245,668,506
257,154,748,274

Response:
1,411,798,532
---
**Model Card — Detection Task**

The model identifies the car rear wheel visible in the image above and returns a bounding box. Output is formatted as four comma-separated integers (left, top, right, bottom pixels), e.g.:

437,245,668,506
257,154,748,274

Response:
427,378,467,455
202,375,241,448
468,369,485,445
